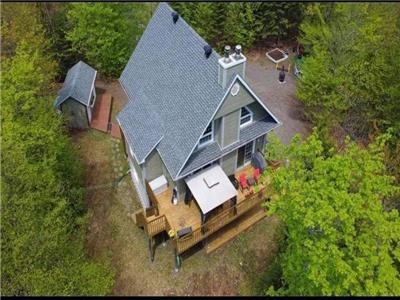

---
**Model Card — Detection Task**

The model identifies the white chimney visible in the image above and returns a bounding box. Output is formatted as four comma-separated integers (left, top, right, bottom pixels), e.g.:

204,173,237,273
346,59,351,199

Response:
218,45,247,89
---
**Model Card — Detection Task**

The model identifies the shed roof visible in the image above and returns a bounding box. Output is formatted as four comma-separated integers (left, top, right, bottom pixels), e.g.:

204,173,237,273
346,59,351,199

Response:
54,61,97,108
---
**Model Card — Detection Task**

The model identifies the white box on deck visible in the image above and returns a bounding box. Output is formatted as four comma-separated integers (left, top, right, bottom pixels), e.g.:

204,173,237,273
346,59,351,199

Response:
149,175,168,195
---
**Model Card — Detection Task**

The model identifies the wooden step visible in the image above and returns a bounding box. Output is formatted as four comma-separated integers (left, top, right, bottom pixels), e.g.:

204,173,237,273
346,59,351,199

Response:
205,206,267,254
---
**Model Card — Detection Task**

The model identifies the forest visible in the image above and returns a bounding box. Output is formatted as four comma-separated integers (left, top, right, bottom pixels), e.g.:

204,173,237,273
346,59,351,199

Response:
1,2,399,296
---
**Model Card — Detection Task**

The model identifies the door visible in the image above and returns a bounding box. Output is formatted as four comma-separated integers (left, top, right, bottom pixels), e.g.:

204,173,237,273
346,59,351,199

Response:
236,141,254,169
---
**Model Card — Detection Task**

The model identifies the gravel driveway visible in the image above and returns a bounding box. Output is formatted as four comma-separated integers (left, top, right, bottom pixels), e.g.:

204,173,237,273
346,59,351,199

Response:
246,50,312,144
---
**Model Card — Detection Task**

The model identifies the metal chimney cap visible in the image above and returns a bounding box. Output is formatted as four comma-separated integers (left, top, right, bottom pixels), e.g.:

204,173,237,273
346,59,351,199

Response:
234,45,242,59
224,45,231,62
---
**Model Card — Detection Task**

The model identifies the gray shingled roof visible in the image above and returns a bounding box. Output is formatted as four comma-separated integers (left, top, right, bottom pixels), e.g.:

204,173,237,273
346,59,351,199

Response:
117,3,280,180
54,61,97,108
117,3,225,176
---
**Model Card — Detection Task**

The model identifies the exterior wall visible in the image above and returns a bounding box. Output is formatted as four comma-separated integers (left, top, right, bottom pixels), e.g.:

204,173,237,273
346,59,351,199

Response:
215,81,254,119
218,61,245,88
221,150,237,176
222,110,240,147
87,89,96,123
144,149,164,182
247,101,268,122
214,117,222,146
175,179,187,202
125,137,150,208
61,98,89,129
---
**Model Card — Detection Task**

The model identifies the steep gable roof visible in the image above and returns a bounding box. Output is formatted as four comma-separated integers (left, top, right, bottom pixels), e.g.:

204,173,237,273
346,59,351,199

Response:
117,3,225,177
117,3,280,180
54,61,97,108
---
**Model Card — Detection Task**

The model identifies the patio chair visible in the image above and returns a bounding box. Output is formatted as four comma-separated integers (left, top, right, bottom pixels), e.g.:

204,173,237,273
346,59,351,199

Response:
239,173,249,191
254,168,260,184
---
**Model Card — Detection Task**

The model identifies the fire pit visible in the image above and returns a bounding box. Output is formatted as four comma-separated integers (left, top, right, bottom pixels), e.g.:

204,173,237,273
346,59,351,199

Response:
266,48,288,64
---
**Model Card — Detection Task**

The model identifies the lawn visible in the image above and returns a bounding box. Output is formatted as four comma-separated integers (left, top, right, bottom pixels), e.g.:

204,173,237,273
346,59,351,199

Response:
73,129,282,296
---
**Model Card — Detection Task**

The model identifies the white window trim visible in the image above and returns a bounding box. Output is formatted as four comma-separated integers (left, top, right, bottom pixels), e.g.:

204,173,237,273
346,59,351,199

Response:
240,106,253,128
198,121,214,148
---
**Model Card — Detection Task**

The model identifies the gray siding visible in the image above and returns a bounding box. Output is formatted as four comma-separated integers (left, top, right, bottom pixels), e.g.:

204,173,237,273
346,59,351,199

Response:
176,179,186,202
126,139,144,183
144,149,164,181
218,62,245,89
61,98,89,129
248,101,268,122
221,150,237,176
215,81,254,119
214,117,222,146
222,110,240,147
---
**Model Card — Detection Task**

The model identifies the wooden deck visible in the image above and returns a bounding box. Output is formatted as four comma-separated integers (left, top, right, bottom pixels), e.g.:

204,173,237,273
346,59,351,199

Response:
135,164,270,258
154,188,202,232
90,93,112,132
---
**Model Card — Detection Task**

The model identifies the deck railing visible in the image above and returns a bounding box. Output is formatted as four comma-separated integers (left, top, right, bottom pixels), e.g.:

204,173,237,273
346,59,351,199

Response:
172,187,267,254
145,214,167,236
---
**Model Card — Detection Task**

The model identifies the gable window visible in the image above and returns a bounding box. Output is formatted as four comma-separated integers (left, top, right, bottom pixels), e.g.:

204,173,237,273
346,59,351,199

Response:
240,106,253,127
198,121,214,147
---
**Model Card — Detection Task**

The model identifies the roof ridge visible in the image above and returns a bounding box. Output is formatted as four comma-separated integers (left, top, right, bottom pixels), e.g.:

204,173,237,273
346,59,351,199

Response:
162,3,221,59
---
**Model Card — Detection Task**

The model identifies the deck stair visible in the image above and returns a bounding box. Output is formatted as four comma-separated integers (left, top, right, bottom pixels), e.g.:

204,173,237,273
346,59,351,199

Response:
205,205,266,254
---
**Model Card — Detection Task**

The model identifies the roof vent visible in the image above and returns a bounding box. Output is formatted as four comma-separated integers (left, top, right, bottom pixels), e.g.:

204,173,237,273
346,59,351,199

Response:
204,45,212,58
172,12,179,24
224,45,231,63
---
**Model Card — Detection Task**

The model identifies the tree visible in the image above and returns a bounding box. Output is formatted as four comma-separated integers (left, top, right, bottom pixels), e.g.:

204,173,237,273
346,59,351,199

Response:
1,8,114,295
263,130,400,296
298,3,400,141
65,3,150,78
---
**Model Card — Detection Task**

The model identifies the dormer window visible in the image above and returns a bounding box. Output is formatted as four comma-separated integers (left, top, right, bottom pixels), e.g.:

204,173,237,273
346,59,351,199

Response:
198,121,214,147
240,106,253,127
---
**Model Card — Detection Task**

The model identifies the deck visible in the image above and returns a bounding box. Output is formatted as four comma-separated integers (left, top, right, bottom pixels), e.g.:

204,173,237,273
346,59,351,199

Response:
90,93,112,132
135,164,270,256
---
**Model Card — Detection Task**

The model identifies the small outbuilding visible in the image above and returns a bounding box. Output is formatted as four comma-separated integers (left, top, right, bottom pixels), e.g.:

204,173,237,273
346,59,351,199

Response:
54,61,97,129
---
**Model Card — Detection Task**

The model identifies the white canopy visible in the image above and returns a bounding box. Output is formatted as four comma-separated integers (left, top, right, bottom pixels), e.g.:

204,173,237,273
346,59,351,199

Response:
185,164,237,214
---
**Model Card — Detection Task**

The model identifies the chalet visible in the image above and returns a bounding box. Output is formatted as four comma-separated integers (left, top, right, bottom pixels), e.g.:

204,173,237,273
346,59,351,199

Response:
54,61,97,129
117,3,281,268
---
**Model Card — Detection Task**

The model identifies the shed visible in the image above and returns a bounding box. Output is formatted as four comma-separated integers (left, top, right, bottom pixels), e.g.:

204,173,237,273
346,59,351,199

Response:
54,61,97,129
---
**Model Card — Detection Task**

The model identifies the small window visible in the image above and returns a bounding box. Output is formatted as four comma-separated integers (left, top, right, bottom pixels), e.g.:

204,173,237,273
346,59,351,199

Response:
240,106,253,127
199,121,214,147
230,83,240,96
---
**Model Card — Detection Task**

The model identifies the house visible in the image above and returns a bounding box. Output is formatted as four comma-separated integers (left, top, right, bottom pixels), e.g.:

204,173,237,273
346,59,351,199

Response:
54,61,97,129
117,3,281,267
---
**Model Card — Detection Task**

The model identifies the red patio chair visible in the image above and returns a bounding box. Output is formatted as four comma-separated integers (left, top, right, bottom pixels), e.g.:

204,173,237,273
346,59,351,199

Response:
254,168,260,184
239,173,248,191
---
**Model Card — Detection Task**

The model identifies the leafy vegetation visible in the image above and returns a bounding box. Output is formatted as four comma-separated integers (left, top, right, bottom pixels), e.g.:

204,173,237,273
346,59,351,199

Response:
297,3,400,144
172,2,306,51
263,130,400,296
65,3,152,78
1,4,114,295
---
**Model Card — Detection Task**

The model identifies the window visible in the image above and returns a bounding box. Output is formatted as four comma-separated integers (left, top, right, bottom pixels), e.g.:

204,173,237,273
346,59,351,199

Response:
230,83,240,96
198,121,214,147
240,106,253,127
